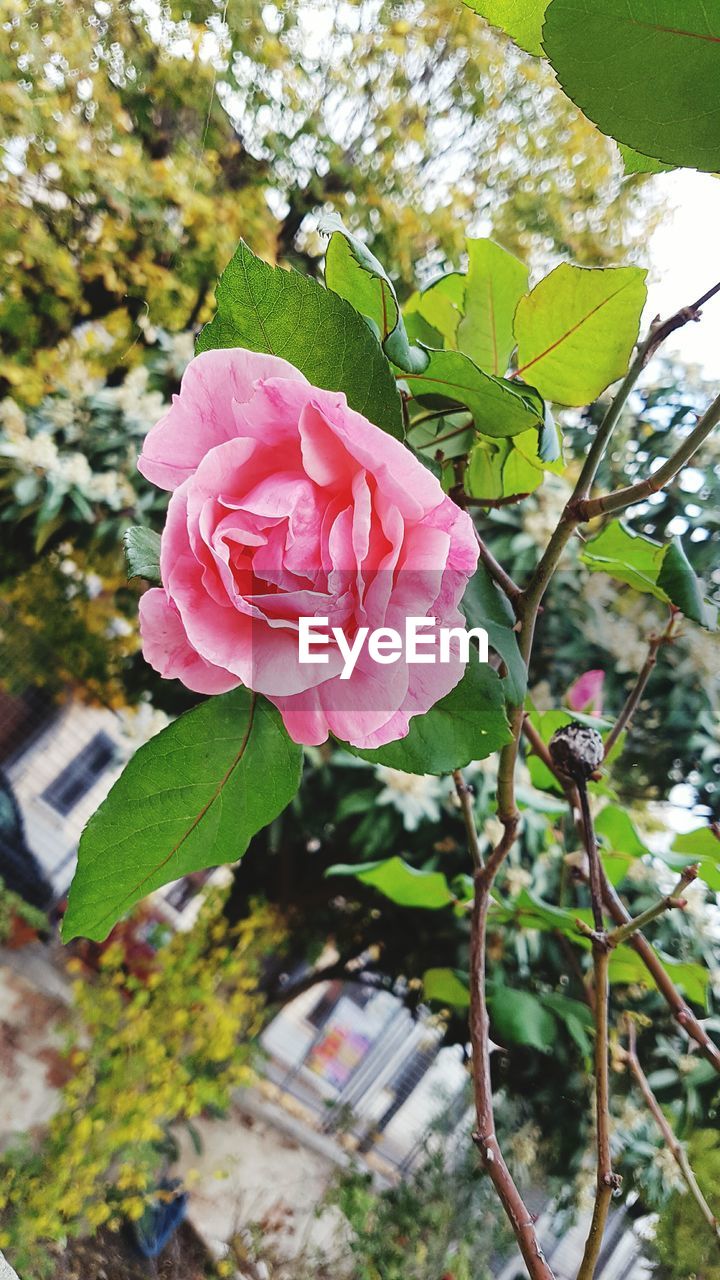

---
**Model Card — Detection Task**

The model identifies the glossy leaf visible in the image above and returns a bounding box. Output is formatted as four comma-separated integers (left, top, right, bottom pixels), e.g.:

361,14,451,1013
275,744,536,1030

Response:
580,521,716,629
403,349,544,439
457,239,529,375
461,562,527,705
543,0,720,172
464,0,548,54
513,264,647,406
342,659,511,774
322,218,428,374
423,967,470,1007
62,691,303,941
123,526,161,584
488,984,556,1052
197,240,404,439
325,856,455,909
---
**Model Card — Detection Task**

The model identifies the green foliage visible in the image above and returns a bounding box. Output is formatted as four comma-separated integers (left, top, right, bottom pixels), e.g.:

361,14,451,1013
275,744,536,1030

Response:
404,348,544,437
461,562,528,704
580,520,717,629
0,879,47,943
423,966,471,1006
196,240,404,439
457,239,529,375
123,527,161,585
464,0,548,55
542,0,720,172
63,691,303,941
513,264,648,406
650,1130,720,1278
0,889,283,1273
325,856,455,909
342,660,511,773
665,827,720,891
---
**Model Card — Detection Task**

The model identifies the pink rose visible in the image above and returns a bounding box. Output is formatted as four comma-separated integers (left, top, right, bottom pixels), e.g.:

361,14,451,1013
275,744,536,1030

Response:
137,348,478,748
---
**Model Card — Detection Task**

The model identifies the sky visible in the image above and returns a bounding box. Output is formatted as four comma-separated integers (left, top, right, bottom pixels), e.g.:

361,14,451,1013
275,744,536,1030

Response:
646,169,720,379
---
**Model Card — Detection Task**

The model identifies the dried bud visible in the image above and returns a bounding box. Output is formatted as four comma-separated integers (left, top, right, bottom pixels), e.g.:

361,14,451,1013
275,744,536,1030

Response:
549,721,603,781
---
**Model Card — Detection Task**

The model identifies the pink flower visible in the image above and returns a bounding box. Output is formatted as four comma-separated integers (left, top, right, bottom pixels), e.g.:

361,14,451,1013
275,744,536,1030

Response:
138,349,478,748
567,669,605,717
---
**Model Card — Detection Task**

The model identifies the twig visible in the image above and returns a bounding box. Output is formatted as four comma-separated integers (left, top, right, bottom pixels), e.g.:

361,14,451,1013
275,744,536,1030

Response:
623,1019,720,1247
572,776,621,1280
577,389,720,521
468,818,555,1280
606,867,696,948
453,770,484,871
474,529,523,608
603,611,678,759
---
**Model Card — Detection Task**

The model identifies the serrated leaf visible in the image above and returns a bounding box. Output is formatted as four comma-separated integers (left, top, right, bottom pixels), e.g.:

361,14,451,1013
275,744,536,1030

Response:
464,0,548,54
513,264,647,406
123,526,161,584
340,659,511,774
325,856,455,909
404,349,544,439
542,0,720,172
423,967,470,1007
457,239,529,375
62,691,302,941
580,521,717,629
461,562,527,705
323,220,428,375
618,144,673,176
196,239,404,439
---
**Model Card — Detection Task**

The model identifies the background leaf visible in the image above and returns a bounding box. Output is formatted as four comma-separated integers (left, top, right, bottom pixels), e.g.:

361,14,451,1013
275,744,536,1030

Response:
580,521,716,629
513,264,647,405
197,240,404,439
341,659,511,774
488,984,556,1052
62,691,303,941
423,967,470,1007
325,856,455,909
542,0,720,172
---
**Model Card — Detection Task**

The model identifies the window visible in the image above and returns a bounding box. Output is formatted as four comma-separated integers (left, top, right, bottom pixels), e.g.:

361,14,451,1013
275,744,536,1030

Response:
42,732,117,816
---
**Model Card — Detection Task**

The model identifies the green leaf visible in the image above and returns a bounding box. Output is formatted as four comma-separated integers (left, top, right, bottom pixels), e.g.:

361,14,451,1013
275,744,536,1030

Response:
465,419,563,504
405,274,466,349
513,264,647,405
197,239,404,440
539,991,594,1054
608,951,709,1007
488,985,556,1052
464,0,548,54
404,349,544,439
325,856,455,909
341,659,511,774
62,691,302,942
323,219,428,374
423,967,470,1007
618,144,673,176
123,526,162,584
461,562,527,705
596,804,651,885
667,827,720,891
580,521,716,629
542,0,720,172
457,239,529,375
492,888,594,940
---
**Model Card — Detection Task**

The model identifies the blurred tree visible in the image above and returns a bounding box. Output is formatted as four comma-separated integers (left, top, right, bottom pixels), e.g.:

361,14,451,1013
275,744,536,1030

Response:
1,0,655,401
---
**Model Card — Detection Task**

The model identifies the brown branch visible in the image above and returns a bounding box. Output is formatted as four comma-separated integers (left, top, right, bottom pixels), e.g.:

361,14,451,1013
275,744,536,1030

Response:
474,529,523,609
468,818,555,1280
606,867,696,948
603,611,678,759
623,1019,720,1247
453,770,484,870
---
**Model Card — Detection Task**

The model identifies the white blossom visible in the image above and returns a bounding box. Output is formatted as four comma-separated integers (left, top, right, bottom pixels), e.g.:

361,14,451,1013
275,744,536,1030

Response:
375,766,446,830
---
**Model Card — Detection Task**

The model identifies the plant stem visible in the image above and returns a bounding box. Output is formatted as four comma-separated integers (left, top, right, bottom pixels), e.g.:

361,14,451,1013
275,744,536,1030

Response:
577,940,616,1280
474,529,523,609
623,1020,720,1248
452,770,484,870
606,867,695,948
603,611,678,759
